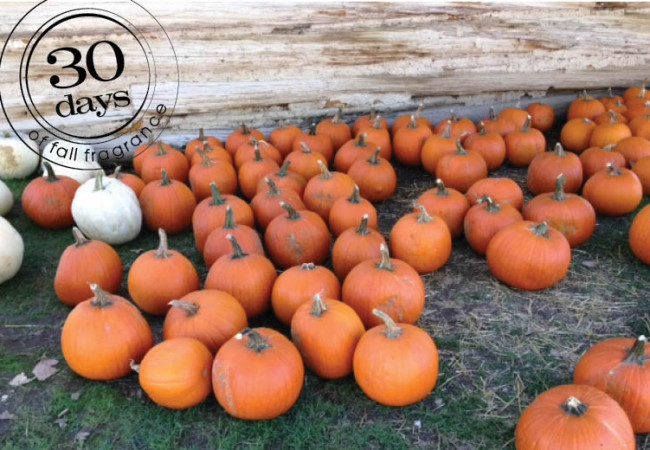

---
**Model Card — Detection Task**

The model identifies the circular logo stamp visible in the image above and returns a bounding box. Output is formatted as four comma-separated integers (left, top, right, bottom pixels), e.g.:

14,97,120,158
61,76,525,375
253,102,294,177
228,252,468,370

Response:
0,2,179,170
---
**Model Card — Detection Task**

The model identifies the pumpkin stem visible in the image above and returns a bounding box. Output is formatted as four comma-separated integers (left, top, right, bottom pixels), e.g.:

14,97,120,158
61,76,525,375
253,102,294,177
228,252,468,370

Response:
209,182,225,205
155,228,171,258
241,123,250,135
198,146,214,166
300,262,316,271
277,160,290,177
265,177,281,196
253,142,263,161
372,114,382,129
348,185,362,204
317,160,333,179
160,169,172,186
477,121,486,135
522,115,532,132
42,161,59,182
440,120,452,139
552,174,567,201
280,201,301,221
581,89,589,101
553,142,566,157
606,162,622,176
531,222,549,238
368,148,382,165
607,87,614,99
455,136,468,155
310,292,328,317
603,144,616,152
93,171,105,191
561,396,589,417
609,109,617,124
356,214,370,236
198,128,207,142
309,122,317,136
624,335,648,365
478,195,500,213
449,109,458,122
414,103,423,119
372,308,403,339
376,243,394,271
299,142,312,154
89,283,113,308
356,133,367,148
407,114,417,129
226,233,248,259
488,106,496,121
113,165,123,179
129,360,140,373
223,205,237,229
72,226,90,247
236,328,271,353
331,108,342,124
168,300,200,317
156,142,167,156
415,203,433,223
435,178,449,197
369,107,377,120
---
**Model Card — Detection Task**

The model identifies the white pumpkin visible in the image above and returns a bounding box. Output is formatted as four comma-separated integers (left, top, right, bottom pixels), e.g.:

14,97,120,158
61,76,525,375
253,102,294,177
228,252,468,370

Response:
0,135,40,179
71,171,142,245
0,179,13,215
0,216,23,285
41,139,101,184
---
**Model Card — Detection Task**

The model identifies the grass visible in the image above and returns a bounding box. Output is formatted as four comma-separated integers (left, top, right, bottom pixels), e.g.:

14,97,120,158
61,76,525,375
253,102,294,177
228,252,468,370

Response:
1,128,650,449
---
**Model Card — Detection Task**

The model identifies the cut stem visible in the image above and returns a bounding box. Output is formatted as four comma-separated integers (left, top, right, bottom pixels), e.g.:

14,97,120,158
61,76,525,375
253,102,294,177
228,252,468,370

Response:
209,182,225,205
72,227,90,247
265,177,281,196
531,222,549,238
373,308,402,339
356,214,370,235
168,300,200,317
281,201,301,221
156,228,171,258
553,142,566,157
415,204,433,223
156,142,167,156
376,243,393,271
348,185,362,204
606,162,622,176
93,171,105,191
113,165,123,179
236,328,271,353
198,128,206,142
300,262,316,271
309,122,317,135
89,284,113,308
478,195,500,213
356,133,367,148
317,160,333,179
624,335,647,365
435,178,449,197
440,120,452,139
223,205,236,229
300,142,313,154
368,148,382,165
160,169,172,186
561,396,588,417
42,161,59,182
227,234,248,259
277,160,291,177
310,292,328,317
552,174,567,201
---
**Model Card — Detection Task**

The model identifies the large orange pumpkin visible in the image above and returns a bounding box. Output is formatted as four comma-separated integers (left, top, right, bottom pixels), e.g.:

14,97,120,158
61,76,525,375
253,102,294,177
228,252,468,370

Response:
332,214,386,280
582,164,642,216
353,309,439,406
464,196,523,255
61,284,153,380
416,179,470,238
393,115,433,166
630,204,650,264
567,90,607,120
302,161,356,222
138,338,212,410
486,221,571,291
504,115,546,167
527,143,583,195
560,117,597,153
140,170,196,234
22,161,79,229
579,145,627,179
213,327,304,420
316,108,352,151
347,148,397,203
291,293,364,379
54,227,123,306
462,122,506,171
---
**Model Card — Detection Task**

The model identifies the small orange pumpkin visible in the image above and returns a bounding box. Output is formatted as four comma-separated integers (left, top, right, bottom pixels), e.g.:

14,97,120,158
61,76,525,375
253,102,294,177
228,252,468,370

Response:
436,138,488,193
238,144,280,200
462,122,506,171
613,135,650,164
188,148,237,200
283,142,327,181
328,185,378,236
391,103,432,134
334,133,380,173
481,106,516,137
139,170,197,234
498,104,529,129
434,110,477,138
293,122,334,163
465,177,524,210
582,163,643,216
631,155,650,195
203,205,264,268
234,138,282,170
269,122,302,158
140,143,189,184
352,107,388,135
527,142,583,195
316,108,352,151
589,111,632,148
560,117,597,153
109,166,145,197
629,114,650,139
393,115,433,166
302,161,356,222
526,102,555,131
251,177,306,230
189,142,232,167
579,145,627,179
185,128,224,163
332,214,386,280
255,160,306,197
416,179,470,238
504,115,546,167
421,120,457,174
225,123,265,156
357,115,391,160
22,161,79,229
630,204,650,264
567,90,607,120
464,196,523,255
347,148,397,203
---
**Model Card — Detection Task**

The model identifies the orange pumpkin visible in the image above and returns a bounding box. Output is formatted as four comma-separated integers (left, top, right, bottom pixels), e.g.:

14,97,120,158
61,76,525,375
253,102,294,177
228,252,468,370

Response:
269,122,302,158
22,161,79,229
416,179,470,238
192,183,254,252
589,111,632,148
283,142,327,181
526,102,555,131
205,234,277,318
189,142,232,167
579,145,627,179
140,143,189,184
515,384,635,450
352,107,388,135
163,290,248,354
624,100,650,121
623,81,650,102
334,133,380,173
573,335,650,433
567,90,607,120
139,170,197,234
347,148,397,203
225,123,265,156
527,142,583,194
271,263,340,326
127,229,200,315
421,120,457,174
523,174,596,248
600,87,625,109
185,128,224,163
482,106,516,137
133,136,171,175
498,104,529,129
109,166,145,197
464,196,523,255
342,243,425,328
613,135,650,164
560,117,597,153
630,204,650,264
138,338,212,410
436,138,488,193
328,185,378,236
434,110,477,138
582,164,642,216
54,227,123,306
353,309,439,406
238,144,280,200
593,109,628,125
393,115,433,166
504,115,546,167
291,293,364,379
234,138,282,170
61,284,153,380
486,221,571,291
255,160,306,196
391,103,431,134
264,202,331,268
293,122,334,164
213,328,304,420
465,177,524,210
302,161,357,222
631,155,650,195
332,214,386,281
316,108,352,151
188,148,237,200
251,177,306,230
462,122,506,171
203,205,264,268
357,115,392,160
629,114,650,139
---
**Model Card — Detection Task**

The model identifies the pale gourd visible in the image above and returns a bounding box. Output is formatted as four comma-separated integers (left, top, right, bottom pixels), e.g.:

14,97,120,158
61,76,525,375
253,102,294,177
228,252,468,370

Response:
0,216,23,284
41,140,101,184
0,134,40,179
71,171,142,244
0,179,13,215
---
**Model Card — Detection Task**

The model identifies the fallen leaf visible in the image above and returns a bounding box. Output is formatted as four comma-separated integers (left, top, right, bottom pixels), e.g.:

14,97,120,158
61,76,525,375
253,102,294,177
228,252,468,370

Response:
8,372,33,386
0,411,16,420
74,431,90,442
70,391,81,401
32,359,58,381
581,260,598,269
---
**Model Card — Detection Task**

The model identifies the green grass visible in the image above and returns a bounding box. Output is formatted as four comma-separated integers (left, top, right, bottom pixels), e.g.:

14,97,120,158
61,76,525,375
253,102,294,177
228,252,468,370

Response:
2,141,650,448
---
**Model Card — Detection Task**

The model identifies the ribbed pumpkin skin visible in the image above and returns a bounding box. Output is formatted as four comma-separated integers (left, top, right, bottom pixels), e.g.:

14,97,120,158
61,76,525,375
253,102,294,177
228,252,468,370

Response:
486,221,571,291
579,146,627,179
567,93,607,120
331,220,386,280
316,112,352,151
139,175,197,234
526,102,555,131
435,148,488,193
54,228,123,306
347,153,397,203
353,319,439,407
515,384,635,450
504,122,546,167
614,136,650,164
465,177,524,210
271,264,341,326
238,156,280,200
573,336,650,433
252,185,306,231
498,106,529,129
283,146,327,181
269,125,302,158
462,128,506,170
61,289,153,381
139,338,213,410
202,223,264,268
328,190,378,237
582,166,642,216
588,121,632,148
334,134,379,173
393,122,433,167
526,146,583,195
22,168,79,229
420,127,457,174
291,297,364,379
302,168,356,222
416,182,470,238
632,156,650,195
188,159,237,200
225,125,265,156
464,200,523,255
560,118,597,153
163,290,248,354
212,328,304,420
140,146,189,184
630,205,650,264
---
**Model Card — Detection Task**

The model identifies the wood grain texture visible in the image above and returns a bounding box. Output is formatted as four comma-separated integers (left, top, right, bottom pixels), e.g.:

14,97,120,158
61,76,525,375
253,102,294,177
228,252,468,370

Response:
1,1,649,136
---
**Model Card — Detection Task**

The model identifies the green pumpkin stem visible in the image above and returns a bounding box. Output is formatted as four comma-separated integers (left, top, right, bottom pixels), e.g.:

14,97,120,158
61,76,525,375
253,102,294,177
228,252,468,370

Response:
415,204,433,223
348,185,362,204
553,174,567,201
368,148,382,165
265,177,281,196
241,123,250,135
93,171,105,191
160,169,172,186
624,335,648,365
198,128,206,142
156,228,171,258
488,106,496,121
277,160,290,177
449,109,458,122
440,120,452,139
42,161,59,182
356,133,367,148
455,137,468,155
376,243,393,271
356,214,371,236
373,308,403,339
198,146,214,166
477,195,500,213
477,121,486,135
209,183,225,205
253,142,263,161
561,396,589,417
317,160,333,179
227,234,248,259
223,205,237,229
435,178,449,197
531,222,549,238
236,328,271,353
310,292,328,317
407,114,417,129
89,283,113,308
299,142,313,154
157,142,167,156
72,227,90,247
553,142,566,157
607,162,622,176
281,201,301,221
522,115,532,132
168,300,199,317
